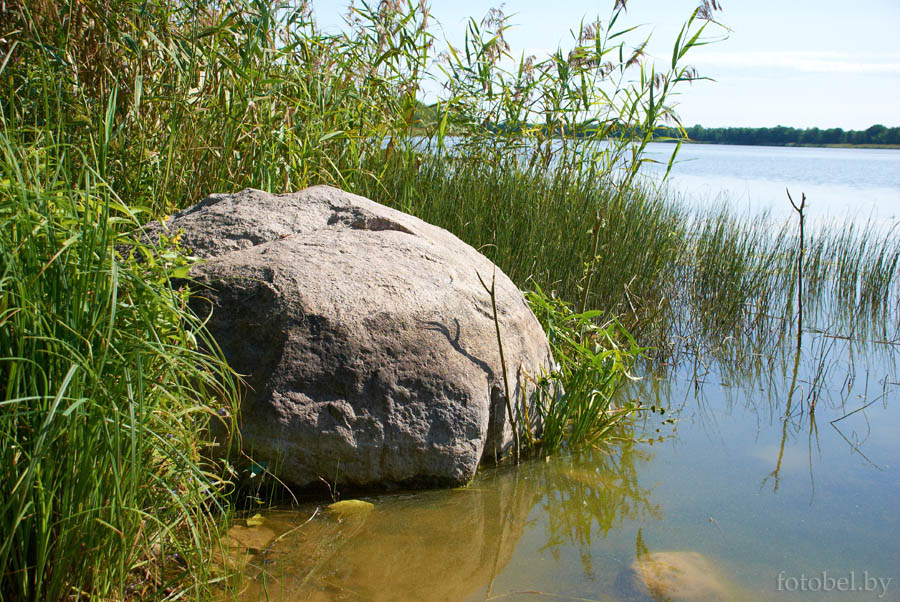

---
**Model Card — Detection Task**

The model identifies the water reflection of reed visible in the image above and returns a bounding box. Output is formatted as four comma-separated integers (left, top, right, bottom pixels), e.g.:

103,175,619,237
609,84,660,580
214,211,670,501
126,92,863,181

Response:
627,331,898,499
538,444,660,568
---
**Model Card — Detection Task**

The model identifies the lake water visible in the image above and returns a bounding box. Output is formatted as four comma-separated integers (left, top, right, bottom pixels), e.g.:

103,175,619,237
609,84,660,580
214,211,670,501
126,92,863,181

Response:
222,145,900,601
642,143,900,233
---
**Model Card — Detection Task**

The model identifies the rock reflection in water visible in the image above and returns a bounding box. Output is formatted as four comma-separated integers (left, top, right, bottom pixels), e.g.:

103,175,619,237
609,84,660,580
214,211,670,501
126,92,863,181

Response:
229,469,537,601
227,441,658,601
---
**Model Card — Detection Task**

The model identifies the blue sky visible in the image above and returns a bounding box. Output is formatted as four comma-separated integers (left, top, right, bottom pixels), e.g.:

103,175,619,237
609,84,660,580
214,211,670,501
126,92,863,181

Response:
310,0,900,129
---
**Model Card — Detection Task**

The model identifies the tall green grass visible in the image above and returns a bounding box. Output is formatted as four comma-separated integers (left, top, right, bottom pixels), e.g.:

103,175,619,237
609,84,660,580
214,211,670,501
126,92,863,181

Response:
0,120,240,598
355,152,900,362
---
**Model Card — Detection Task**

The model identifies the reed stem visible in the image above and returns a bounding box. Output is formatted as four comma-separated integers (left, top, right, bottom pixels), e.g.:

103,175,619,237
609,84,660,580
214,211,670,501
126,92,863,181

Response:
787,189,807,352
478,271,520,464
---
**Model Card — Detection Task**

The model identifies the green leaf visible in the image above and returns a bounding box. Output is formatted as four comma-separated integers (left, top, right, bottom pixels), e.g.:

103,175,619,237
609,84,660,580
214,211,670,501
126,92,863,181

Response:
319,130,345,143
168,265,191,279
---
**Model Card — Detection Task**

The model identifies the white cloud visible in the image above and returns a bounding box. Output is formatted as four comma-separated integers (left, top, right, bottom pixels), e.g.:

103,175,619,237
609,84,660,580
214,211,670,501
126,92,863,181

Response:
688,50,900,75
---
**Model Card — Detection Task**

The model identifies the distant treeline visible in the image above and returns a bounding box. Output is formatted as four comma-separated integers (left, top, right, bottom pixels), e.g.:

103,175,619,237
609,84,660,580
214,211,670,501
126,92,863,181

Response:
413,104,900,148
656,124,900,147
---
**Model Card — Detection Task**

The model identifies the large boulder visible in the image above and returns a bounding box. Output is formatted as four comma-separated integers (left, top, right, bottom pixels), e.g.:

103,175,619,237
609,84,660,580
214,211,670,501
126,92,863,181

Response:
153,186,553,489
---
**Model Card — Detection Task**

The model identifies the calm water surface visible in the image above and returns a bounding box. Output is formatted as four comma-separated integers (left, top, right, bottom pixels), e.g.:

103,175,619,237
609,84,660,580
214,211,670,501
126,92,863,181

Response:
225,145,900,601
642,143,900,231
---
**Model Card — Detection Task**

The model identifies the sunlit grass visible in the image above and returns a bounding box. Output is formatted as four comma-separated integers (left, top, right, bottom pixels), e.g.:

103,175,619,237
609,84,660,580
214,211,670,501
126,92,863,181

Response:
0,125,240,599
355,152,900,361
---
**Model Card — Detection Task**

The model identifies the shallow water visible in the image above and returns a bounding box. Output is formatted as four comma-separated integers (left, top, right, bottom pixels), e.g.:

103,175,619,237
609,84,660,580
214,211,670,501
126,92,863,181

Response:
223,334,899,601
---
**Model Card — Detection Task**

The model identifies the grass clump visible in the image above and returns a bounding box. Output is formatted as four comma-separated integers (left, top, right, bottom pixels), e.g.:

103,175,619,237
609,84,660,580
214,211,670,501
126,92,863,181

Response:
525,287,646,455
0,126,239,598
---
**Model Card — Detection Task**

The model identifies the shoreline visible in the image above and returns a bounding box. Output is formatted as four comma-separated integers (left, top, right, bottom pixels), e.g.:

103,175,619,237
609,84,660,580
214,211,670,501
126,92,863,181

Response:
650,140,900,150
